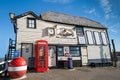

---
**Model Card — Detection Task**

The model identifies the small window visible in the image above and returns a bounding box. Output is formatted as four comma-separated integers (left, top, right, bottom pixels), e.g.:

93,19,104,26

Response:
69,46,80,57
94,32,101,45
27,18,36,28
76,27,84,36
101,32,107,45
86,31,94,44
76,27,86,44
57,47,64,56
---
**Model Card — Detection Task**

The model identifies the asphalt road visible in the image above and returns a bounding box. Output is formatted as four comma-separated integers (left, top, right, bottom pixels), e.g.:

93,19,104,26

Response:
1,67,120,80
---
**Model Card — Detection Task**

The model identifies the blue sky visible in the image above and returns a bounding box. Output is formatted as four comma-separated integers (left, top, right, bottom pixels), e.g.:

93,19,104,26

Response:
0,0,120,58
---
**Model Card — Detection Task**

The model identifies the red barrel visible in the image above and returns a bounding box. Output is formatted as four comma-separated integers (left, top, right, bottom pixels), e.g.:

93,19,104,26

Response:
8,57,27,79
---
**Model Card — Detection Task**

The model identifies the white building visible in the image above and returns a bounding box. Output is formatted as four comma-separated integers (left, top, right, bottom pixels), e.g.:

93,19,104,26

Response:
10,11,112,68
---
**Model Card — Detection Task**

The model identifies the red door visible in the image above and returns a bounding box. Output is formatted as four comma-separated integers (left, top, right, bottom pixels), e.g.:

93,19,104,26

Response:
35,40,48,72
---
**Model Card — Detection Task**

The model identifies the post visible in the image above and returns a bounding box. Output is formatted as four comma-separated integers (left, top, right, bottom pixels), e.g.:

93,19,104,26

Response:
67,55,73,69
111,39,117,67
4,54,8,77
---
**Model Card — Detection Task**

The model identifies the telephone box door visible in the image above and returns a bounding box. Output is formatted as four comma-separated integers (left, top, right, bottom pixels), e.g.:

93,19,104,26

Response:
35,40,48,72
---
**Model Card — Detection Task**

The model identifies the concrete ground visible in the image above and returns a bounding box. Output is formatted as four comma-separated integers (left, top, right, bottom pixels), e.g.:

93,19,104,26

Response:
0,66,120,80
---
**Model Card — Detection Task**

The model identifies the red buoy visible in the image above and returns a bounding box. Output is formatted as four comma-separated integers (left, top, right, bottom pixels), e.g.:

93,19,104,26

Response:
8,57,27,79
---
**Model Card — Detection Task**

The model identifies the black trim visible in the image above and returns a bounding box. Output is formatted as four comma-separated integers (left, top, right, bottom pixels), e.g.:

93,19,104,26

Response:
14,11,39,19
15,20,17,50
49,44,80,46
21,43,33,57
27,18,36,29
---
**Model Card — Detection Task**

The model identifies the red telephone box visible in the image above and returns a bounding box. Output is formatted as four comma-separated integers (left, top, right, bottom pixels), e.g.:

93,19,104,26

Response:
35,40,48,72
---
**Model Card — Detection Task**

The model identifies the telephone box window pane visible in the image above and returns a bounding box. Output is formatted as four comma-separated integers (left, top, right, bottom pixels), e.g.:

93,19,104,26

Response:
101,32,107,45
94,32,101,44
57,47,64,56
86,31,94,44
39,46,45,56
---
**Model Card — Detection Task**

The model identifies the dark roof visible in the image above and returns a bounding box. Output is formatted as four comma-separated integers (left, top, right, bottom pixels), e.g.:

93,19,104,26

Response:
41,11,106,29
13,11,39,19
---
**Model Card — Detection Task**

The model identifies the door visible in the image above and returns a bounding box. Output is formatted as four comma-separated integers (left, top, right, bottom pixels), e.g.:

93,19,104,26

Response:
81,47,88,66
48,46,56,67
21,43,33,64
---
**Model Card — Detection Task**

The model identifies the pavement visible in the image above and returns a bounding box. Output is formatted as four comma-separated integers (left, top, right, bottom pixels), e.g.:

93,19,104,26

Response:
0,67,120,80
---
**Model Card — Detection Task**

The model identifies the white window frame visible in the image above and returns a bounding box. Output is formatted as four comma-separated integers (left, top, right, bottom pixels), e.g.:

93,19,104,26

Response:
86,31,94,44
101,32,108,45
27,18,36,29
94,32,101,45
76,27,86,44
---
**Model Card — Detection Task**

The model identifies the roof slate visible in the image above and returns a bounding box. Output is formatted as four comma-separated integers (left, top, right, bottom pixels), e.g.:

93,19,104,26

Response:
41,11,106,29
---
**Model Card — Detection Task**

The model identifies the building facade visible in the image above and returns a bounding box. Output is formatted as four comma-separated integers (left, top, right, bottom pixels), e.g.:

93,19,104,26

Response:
10,11,112,68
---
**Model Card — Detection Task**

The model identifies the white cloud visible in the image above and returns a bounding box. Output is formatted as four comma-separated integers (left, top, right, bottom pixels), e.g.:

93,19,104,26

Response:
84,8,96,15
88,8,96,14
42,0,73,4
108,23,120,34
100,0,112,22
100,0,112,14
110,29,118,33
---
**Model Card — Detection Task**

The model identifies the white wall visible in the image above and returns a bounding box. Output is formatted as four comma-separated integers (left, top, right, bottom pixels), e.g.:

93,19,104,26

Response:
16,14,78,54
84,27,111,64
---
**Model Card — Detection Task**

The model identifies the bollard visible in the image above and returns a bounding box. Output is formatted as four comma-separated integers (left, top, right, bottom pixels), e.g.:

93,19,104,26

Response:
67,56,73,69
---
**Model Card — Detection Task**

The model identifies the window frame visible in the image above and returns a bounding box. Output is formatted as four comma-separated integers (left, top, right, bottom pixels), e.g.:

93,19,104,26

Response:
76,27,86,44
76,27,84,36
69,46,80,57
27,18,36,29
57,46,64,56
100,32,108,45
93,31,101,45
21,43,33,57
86,30,94,45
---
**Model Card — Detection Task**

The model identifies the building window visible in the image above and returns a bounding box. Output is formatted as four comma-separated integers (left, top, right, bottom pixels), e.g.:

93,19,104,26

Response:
27,18,36,28
69,46,80,57
57,47,64,56
76,27,84,36
86,31,94,44
101,32,107,45
76,27,86,44
94,32,101,45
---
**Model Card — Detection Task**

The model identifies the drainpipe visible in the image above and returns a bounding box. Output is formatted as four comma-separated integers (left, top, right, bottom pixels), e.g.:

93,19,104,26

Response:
111,39,117,67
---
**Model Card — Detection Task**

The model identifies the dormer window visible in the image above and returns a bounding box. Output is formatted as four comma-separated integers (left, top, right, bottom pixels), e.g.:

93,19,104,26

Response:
27,18,36,29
